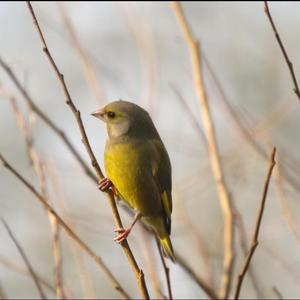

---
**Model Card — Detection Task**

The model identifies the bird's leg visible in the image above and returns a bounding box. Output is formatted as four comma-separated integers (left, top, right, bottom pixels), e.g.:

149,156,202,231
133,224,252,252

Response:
114,213,142,244
98,177,117,195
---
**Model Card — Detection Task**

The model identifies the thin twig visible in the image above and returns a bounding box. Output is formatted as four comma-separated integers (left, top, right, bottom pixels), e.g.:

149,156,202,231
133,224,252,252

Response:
0,56,97,183
0,154,130,300
235,210,265,299
264,1,300,101
0,29,221,300
3,86,66,299
155,237,172,300
171,2,234,298
202,53,300,193
46,161,97,299
0,255,55,293
26,3,149,298
1,219,47,299
234,147,276,300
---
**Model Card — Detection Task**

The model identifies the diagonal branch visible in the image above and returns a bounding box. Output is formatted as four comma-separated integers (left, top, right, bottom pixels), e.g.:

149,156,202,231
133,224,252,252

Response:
0,56,97,183
234,147,276,300
0,154,130,300
2,85,66,299
171,2,234,298
264,1,300,101
2,219,47,299
26,2,149,299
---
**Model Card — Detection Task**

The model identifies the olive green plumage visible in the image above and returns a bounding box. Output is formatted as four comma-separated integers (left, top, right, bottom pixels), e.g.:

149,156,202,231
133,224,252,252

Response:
94,100,174,261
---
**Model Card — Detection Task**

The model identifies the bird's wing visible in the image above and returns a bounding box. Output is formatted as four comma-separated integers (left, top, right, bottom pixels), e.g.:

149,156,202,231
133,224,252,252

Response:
151,139,172,234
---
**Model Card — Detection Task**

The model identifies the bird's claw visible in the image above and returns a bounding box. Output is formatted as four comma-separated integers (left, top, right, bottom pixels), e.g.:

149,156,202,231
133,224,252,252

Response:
98,178,113,192
113,227,131,243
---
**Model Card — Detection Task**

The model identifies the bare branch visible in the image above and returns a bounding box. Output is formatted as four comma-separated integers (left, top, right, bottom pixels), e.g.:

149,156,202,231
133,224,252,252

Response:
0,56,97,183
0,154,130,300
155,237,172,300
171,2,234,298
25,2,149,298
234,147,276,300
1,219,47,299
264,1,300,101
2,87,66,299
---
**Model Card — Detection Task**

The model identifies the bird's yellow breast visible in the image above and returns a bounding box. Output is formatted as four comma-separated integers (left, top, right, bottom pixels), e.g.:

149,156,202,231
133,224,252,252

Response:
104,141,148,210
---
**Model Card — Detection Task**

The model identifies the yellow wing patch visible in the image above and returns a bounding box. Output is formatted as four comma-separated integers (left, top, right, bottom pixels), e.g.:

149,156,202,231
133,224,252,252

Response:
162,190,171,218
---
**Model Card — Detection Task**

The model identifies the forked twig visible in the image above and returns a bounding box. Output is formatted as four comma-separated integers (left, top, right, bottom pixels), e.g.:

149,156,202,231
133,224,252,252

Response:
234,147,276,299
26,2,149,298
264,1,300,101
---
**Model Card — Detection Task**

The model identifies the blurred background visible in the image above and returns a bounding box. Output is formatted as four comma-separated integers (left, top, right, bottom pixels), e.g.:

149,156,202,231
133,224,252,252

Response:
1,1,300,299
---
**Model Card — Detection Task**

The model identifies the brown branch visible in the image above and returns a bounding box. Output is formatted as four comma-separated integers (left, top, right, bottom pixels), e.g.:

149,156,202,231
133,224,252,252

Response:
1,219,47,299
171,2,234,298
234,147,276,300
46,161,97,299
0,56,97,184
202,53,300,193
2,88,66,299
264,1,300,101
155,237,172,300
0,29,216,300
235,210,265,299
26,2,149,299
0,154,130,300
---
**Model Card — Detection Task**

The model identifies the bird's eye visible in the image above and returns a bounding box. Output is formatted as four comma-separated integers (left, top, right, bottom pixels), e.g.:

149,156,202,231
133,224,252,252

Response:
107,111,115,118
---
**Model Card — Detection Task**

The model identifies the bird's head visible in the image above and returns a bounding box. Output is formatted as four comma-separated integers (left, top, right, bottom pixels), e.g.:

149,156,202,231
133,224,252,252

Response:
92,100,158,139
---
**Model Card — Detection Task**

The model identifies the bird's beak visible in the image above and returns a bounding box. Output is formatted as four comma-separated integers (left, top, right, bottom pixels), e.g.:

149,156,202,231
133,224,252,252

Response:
91,108,105,120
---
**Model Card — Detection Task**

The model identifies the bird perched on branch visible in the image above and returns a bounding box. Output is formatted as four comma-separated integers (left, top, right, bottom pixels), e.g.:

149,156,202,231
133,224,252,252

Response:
92,100,175,261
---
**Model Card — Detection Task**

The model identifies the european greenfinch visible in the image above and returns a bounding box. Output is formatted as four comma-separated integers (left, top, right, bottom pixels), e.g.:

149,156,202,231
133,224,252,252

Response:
92,100,175,261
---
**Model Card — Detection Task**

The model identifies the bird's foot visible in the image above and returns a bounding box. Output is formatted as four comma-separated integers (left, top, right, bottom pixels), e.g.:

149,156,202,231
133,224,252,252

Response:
113,227,131,244
98,178,114,192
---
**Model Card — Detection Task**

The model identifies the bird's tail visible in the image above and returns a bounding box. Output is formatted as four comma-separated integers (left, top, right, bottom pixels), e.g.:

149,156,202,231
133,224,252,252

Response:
160,235,175,262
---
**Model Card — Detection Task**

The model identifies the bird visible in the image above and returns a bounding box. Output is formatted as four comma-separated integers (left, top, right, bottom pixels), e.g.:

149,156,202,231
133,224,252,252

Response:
92,100,175,261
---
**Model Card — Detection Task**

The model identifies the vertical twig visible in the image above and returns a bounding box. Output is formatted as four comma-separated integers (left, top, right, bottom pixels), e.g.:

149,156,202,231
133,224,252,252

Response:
25,2,149,298
171,2,234,298
264,1,300,101
1,220,47,299
234,147,276,300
